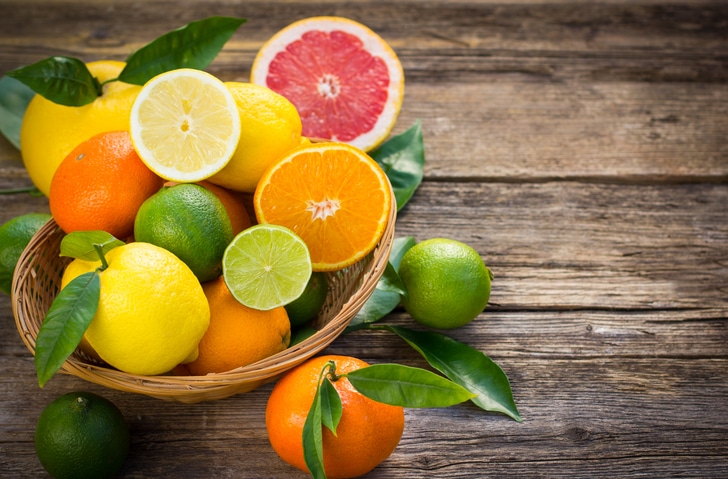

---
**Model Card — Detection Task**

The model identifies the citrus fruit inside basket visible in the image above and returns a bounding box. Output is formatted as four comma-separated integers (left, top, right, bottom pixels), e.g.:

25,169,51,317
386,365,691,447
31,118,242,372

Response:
222,223,313,311
129,68,241,182
21,60,141,196
254,142,393,272
250,16,404,152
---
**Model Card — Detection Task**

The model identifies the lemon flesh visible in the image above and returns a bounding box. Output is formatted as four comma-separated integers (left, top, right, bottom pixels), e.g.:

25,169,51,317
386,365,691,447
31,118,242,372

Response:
129,68,241,182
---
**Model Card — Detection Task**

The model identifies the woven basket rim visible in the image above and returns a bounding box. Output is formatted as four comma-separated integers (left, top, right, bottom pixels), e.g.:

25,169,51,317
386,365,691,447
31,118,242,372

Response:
12,190,396,402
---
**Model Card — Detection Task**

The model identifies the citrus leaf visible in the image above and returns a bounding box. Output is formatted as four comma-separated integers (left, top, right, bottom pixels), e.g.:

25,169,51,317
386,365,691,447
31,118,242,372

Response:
0,75,35,149
119,16,246,85
6,56,100,106
370,120,425,211
345,363,475,408
348,236,416,331
302,370,327,479
35,271,99,387
319,378,342,436
376,262,406,296
60,231,124,261
383,325,522,422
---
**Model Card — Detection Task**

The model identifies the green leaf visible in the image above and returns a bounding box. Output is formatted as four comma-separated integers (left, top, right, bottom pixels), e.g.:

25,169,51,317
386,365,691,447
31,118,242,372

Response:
345,363,475,408
60,231,124,261
35,271,100,387
319,378,343,436
6,56,100,106
348,236,416,331
382,325,522,421
0,75,35,149
302,369,328,479
371,120,425,211
376,262,406,296
119,16,247,85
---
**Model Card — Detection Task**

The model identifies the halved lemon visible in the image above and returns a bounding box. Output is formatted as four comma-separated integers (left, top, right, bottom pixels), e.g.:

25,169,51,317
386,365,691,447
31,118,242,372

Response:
129,68,241,182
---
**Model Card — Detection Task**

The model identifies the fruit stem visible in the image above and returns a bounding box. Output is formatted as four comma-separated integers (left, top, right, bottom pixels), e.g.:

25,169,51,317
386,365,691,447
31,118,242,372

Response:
325,360,342,383
93,243,109,271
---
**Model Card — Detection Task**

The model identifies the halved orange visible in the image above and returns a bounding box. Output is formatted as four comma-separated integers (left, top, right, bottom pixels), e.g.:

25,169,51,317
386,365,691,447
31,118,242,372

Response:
253,142,392,271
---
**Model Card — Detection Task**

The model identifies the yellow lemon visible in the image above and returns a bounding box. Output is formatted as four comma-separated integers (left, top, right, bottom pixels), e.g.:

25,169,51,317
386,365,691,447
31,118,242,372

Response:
207,82,302,193
129,68,241,183
20,60,141,196
61,242,210,375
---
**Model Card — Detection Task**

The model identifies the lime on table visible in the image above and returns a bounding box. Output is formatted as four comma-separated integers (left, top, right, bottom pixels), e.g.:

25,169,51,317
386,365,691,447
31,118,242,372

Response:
399,238,493,330
35,391,130,479
223,224,312,311
0,212,51,295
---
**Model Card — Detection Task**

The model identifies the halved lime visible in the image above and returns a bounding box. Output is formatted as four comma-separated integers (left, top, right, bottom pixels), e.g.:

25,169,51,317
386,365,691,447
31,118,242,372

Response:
222,224,312,310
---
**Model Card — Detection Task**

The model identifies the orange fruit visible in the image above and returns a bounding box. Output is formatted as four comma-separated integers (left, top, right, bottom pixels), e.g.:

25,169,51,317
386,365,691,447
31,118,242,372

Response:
184,276,291,375
253,142,392,271
266,355,405,478
49,130,164,239
20,60,141,196
251,16,404,152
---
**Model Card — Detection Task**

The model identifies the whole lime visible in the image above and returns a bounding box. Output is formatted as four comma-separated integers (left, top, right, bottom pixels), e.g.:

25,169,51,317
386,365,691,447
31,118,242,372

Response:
398,238,492,329
134,183,233,282
0,212,51,295
285,272,328,327
35,391,130,479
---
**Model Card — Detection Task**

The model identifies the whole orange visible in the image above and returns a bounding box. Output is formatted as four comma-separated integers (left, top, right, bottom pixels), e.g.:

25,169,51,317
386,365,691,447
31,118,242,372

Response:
49,130,164,239
266,355,405,478
184,276,291,375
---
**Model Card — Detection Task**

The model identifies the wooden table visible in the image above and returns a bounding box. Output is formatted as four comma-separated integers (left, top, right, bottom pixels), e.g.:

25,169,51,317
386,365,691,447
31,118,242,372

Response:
1,1,726,477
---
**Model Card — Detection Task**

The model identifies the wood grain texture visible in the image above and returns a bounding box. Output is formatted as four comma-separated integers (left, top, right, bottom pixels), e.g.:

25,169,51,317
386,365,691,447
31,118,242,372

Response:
1,1,727,478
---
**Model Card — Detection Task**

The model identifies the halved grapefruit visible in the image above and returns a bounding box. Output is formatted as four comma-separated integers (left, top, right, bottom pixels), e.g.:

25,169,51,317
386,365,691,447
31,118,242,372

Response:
250,16,404,152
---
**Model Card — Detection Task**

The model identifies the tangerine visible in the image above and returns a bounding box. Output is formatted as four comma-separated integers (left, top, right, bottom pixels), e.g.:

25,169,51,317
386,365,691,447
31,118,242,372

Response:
266,355,405,478
184,276,291,375
49,130,164,239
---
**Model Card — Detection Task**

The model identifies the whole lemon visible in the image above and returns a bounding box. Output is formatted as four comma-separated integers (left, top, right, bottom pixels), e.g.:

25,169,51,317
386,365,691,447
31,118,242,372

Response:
60,242,210,375
20,60,141,196
207,82,302,193
35,391,129,479
398,238,492,329
134,183,234,282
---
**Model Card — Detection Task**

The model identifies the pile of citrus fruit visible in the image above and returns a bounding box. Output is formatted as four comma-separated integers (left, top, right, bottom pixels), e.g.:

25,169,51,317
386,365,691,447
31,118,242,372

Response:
2,15,498,479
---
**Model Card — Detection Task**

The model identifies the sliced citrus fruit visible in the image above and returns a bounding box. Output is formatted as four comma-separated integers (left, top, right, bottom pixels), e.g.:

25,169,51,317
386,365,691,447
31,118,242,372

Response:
250,16,404,152
129,68,241,182
253,142,393,272
222,224,313,311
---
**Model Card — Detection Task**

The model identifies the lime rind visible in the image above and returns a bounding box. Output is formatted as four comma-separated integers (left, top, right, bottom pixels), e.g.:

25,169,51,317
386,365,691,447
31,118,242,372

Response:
222,224,312,311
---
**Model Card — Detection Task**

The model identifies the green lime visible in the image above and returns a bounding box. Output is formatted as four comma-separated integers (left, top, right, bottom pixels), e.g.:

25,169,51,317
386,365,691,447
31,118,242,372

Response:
398,238,492,329
35,391,130,479
0,212,51,295
285,272,328,327
223,224,312,311
134,183,233,282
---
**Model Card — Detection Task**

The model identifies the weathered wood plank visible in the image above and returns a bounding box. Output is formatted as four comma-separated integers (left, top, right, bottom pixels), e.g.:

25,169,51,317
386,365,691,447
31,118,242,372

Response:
1,2,726,178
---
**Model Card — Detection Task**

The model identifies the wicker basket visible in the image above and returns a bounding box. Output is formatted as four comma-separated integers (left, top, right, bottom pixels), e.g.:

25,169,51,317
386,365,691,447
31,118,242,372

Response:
12,198,395,403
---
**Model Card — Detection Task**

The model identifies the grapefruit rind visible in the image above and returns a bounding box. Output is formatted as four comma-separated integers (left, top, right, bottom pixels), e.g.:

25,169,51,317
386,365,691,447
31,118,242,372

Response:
250,16,404,152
